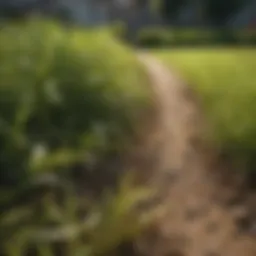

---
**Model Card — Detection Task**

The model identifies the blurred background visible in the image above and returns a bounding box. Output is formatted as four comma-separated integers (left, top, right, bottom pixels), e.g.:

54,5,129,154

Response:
0,1,255,256
0,0,255,45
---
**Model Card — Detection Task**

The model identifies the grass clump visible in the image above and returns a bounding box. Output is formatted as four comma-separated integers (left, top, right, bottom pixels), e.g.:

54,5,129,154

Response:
154,48,256,169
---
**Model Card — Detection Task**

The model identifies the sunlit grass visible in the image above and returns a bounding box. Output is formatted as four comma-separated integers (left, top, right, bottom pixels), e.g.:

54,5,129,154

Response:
154,48,256,166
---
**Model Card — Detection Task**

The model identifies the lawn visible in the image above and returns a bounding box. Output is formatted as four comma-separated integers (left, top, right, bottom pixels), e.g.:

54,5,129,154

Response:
154,48,256,168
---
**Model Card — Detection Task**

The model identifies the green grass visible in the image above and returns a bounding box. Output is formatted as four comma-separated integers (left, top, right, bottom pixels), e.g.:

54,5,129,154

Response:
154,48,256,167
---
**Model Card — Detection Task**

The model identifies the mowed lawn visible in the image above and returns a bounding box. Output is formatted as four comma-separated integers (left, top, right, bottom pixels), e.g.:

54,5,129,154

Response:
153,48,256,166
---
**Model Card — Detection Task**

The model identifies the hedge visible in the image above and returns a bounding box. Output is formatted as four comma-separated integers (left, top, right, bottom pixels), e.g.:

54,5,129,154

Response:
135,27,256,47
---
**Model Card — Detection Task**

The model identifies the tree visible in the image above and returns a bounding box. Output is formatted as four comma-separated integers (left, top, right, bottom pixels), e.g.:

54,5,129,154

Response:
205,0,245,26
156,0,248,26
160,0,186,23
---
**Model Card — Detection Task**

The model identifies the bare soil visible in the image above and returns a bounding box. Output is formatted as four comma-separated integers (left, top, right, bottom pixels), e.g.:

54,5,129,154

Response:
133,53,256,256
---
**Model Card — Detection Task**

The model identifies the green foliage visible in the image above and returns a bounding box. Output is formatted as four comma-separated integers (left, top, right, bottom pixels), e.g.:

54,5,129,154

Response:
136,27,175,47
158,0,250,27
0,19,153,256
205,0,246,26
160,0,186,23
136,28,256,47
170,29,219,45
154,48,256,168
0,19,149,184
150,0,163,14
0,174,155,256
108,22,128,42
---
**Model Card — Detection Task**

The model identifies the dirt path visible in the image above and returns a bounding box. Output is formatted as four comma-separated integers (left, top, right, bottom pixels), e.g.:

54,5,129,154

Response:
136,53,256,256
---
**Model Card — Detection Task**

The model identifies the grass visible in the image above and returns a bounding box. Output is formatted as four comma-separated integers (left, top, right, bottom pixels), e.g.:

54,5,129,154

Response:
154,48,256,168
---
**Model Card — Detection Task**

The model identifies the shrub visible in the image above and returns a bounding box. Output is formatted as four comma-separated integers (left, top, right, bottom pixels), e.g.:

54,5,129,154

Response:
135,28,256,47
0,19,149,186
136,27,175,47
235,29,256,45
0,19,153,256
172,29,219,45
